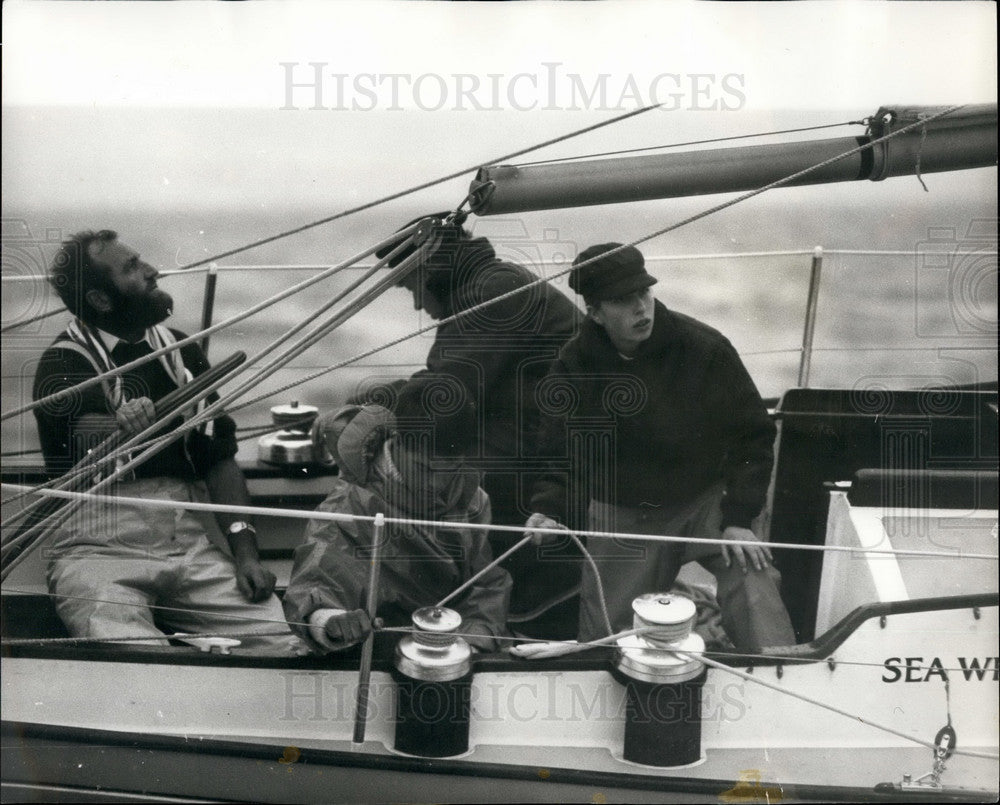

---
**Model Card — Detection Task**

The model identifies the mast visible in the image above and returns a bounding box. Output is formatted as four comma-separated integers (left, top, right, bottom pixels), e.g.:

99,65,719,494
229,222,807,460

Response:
469,105,998,215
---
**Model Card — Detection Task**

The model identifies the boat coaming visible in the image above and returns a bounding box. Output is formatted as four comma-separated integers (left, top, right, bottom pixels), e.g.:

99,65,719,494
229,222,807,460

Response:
3,593,997,802
2,387,998,802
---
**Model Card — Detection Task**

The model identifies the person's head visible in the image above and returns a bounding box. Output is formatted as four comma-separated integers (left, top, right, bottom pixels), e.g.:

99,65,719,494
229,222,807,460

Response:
376,212,472,320
49,230,173,334
390,375,478,495
569,243,658,357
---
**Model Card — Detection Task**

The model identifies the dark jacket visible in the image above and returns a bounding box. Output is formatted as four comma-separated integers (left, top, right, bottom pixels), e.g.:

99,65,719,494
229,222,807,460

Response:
420,236,581,463
32,327,236,479
530,301,776,530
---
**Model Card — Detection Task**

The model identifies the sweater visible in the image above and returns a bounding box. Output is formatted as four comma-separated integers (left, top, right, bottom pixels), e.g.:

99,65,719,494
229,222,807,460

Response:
530,301,776,530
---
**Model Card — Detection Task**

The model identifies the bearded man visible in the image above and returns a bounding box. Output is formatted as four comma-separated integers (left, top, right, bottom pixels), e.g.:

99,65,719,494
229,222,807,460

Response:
32,230,305,654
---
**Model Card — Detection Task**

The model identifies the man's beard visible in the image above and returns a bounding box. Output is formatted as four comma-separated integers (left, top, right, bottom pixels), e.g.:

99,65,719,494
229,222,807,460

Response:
96,286,174,332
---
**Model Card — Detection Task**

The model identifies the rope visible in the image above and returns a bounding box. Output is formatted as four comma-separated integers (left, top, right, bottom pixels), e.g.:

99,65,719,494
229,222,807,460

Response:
1,630,299,648
1,589,309,629
514,119,867,167
0,448,43,458
4,596,995,762
0,307,62,334
229,105,970,413
5,483,997,563
436,534,532,608
571,533,614,637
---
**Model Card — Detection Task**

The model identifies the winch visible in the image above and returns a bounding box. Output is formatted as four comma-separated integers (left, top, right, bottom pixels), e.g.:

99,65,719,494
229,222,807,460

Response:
614,592,708,767
392,606,473,757
257,401,319,467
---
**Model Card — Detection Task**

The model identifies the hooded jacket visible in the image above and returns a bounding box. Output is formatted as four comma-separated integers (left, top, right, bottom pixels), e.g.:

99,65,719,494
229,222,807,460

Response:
282,405,511,650
530,301,776,530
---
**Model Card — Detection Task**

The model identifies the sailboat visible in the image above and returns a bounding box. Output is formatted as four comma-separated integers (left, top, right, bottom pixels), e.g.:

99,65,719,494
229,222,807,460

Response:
2,103,997,803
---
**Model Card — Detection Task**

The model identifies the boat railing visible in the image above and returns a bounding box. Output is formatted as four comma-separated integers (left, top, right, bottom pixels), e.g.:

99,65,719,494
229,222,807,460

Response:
3,244,996,465
174,244,1000,392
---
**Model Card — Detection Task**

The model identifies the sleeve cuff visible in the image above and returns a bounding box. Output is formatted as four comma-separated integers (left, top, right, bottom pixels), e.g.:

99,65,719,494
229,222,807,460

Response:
308,607,346,651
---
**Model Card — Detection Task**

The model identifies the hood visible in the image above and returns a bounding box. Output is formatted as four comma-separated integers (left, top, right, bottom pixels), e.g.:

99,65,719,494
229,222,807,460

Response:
313,403,482,517
312,404,395,486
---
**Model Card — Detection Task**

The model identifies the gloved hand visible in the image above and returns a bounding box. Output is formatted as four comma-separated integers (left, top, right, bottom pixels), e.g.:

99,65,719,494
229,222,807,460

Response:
310,608,372,651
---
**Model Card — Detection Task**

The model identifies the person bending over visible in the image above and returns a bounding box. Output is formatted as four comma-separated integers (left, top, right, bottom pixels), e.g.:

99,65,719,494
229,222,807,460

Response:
283,377,511,653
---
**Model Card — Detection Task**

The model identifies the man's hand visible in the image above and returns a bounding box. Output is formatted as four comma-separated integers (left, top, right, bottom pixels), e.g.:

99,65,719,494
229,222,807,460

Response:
233,557,277,602
720,526,774,574
525,512,567,545
115,397,155,436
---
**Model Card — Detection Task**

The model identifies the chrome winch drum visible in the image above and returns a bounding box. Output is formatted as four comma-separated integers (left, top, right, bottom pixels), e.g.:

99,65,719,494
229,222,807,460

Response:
257,401,319,467
614,593,708,767
392,606,473,757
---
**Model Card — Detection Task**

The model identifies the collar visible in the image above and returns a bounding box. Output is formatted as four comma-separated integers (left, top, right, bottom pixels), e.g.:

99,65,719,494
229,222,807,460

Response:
94,326,150,354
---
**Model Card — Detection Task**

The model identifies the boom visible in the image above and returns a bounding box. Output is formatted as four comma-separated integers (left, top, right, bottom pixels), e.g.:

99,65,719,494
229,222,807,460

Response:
470,104,998,215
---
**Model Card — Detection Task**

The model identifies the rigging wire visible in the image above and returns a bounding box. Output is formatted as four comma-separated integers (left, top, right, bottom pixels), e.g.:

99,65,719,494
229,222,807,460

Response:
0,232,420,533
513,119,867,167
3,100,982,426
0,103,664,337
2,246,378,423
229,105,971,413
0,589,309,630
3,107,991,579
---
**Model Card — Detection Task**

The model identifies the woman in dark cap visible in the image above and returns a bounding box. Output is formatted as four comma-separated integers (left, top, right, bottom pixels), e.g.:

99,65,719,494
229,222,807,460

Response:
527,242,795,651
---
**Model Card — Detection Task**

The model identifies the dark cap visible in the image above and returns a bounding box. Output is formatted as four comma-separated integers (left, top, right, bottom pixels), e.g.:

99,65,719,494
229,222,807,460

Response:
569,243,657,304
375,211,463,273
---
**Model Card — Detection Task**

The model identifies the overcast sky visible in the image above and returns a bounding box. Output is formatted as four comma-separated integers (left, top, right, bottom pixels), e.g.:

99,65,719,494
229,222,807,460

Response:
3,1,996,110
3,0,996,218
1,1,995,426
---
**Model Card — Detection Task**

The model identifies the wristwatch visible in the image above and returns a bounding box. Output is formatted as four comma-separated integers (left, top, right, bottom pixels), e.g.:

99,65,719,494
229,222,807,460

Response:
226,521,257,537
